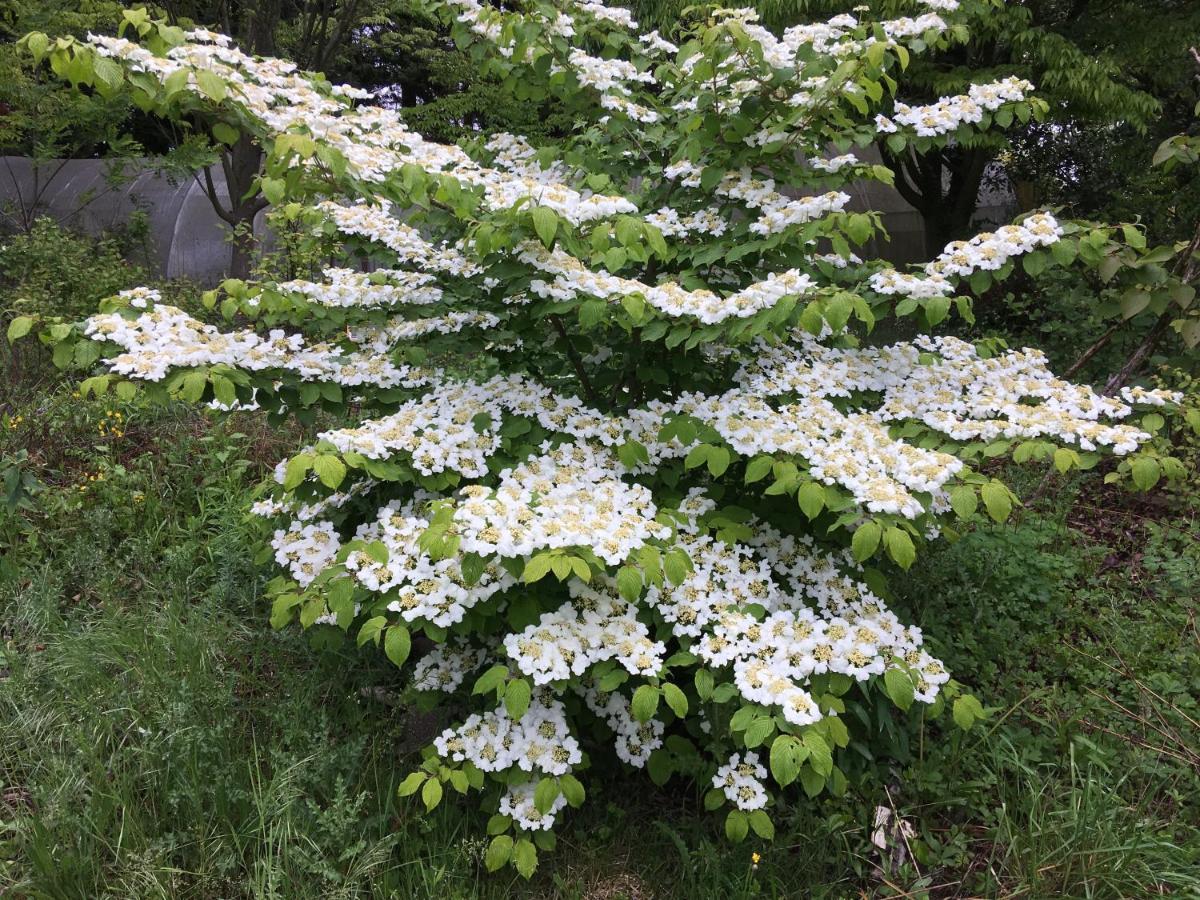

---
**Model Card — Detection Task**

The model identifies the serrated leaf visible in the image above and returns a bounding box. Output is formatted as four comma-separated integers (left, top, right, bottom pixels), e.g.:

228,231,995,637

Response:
883,667,914,711
632,684,659,722
662,683,688,718
7,316,34,342
383,625,411,667
725,809,748,843
513,838,538,879
802,732,833,776
559,773,586,807
769,735,806,787
745,455,773,483
421,777,442,812
505,678,532,719
532,206,558,248
799,766,825,798
1130,456,1160,491
195,68,227,102
534,777,560,814
884,527,916,570
485,835,513,871
313,455,347,489
473,664,509,695
617,565,643,601
980,482,1013,522
487,814,512,835
397,772,426,797
949,485,977,519
852,521,881,561
796,481,824,519
748,809,775,840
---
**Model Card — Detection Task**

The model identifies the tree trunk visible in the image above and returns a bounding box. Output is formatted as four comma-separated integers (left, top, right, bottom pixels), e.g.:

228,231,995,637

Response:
229,225,258,279
200,133,269,278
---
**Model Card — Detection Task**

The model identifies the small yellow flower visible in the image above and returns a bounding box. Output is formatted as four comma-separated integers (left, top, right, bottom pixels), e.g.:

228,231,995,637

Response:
751,852,761,866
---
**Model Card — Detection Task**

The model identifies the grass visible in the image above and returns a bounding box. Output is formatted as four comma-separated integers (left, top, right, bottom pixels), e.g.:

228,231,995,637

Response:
2,386,1198,897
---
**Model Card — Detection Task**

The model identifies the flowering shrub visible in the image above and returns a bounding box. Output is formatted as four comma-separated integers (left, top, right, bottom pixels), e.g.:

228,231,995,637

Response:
19,0,1182,877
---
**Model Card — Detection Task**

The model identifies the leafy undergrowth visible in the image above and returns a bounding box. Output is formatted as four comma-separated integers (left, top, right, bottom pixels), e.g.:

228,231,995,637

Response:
1,395,1198,898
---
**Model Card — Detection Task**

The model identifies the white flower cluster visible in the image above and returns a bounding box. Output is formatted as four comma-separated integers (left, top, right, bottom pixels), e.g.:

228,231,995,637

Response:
314,202,481,277
499,781,569,832
642,491,947,721
85,304,428,388
519,243,815,324
875,77,1035,137
870,213,1064,298
88,30,637,226
739,332,1158,455
345,497,517,628
643,206,728,238
582,685,665,767
713,752,769,811
434,695,583,778
412,640,490,692
661,162,852,236
347,311,499,353
453,443,669,565
273,267,444,309
118,286,161,308
271,520,341,586
503,586,666,685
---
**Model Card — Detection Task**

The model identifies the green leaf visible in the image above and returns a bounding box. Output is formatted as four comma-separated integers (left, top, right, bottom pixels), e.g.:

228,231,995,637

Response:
473,664,509,695
485,835,513,872
313,455,347,489
260,176,286,205
1130,456,1160,491
980,482,1013,522
617,565,643,601
397,772,426,797
662,683,688,718
706,446,731,477
195,68,227,102
883,668,914,711
851,521,881,561
744,455,773,484
884,527,916,570
798,766,825,798
748,810,775,840
523,552,554,583
212,121,239,146
725,809,749,843
532,206,558,248
949,485,977,519
383,625,411,668
559,773,586,807
487,814,512,835
513,838,538,879
769,735,806,787
421,777,443,812
802,732,833,776
505,678,532,719
7,316,34,342
796,481,824,519
534,777,560,814
684,444,709,470
952,694,985,731
632,684,660,722
356,615,386,648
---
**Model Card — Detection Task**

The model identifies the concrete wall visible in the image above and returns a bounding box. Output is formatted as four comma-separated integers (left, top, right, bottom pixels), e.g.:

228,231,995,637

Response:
0,156,268,285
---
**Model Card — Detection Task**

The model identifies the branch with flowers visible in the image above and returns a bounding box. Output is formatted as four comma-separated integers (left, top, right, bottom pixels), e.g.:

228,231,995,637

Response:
13,0,1185,877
